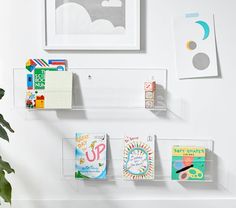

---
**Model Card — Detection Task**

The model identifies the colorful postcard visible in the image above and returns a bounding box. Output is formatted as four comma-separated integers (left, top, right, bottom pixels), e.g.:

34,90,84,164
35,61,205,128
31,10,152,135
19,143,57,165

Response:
26,59,67,90
34,68,58,90
26,59,66,72
25,59,69,109
75,133,107,179
25,90,45,109
173,13,217,79
123,135,155,180
172,146,206,181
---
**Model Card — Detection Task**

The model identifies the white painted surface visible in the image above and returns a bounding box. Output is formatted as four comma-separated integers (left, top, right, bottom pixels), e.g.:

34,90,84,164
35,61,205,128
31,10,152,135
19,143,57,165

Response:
0,0,236,207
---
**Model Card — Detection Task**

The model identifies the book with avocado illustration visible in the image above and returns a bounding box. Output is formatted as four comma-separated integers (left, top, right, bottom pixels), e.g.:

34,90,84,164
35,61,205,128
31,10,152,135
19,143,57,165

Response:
123,135,155,180
75,133,107,179
171,146,206,181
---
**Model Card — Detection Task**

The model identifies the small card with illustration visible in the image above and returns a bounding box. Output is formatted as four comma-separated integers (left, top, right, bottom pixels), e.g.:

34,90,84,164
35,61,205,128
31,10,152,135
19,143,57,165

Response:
123,135,155,180
172,146,206,181
75,133,107,179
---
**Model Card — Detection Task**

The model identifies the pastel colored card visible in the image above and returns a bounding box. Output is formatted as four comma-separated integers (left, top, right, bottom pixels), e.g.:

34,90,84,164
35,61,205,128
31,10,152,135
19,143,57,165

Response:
75,133,107,179
44,71,72,91
123,135,155,180
44,71,73,109
171,146,206,181
173,13,217,79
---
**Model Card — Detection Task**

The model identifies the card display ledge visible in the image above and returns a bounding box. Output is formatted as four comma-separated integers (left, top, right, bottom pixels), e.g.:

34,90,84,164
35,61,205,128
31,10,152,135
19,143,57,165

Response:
13,68,167,112
25,106,167,111
62,138,214,183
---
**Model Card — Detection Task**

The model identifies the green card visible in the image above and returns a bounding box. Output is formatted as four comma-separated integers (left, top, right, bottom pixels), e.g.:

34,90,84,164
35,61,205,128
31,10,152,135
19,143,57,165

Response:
171,146,206,181
34,68,57,90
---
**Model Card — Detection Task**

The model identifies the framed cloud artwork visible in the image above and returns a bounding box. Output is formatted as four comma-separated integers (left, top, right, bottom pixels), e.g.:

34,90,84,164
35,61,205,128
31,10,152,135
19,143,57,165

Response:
43,0,140,50
173,13,218,79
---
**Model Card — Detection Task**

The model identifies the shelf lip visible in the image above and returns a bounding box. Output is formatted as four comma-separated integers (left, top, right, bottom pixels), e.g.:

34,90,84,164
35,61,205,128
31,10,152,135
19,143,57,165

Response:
14,67,167,113
62,158,215,162
63,137,214,183
62,176,214,183
63,137,214,143
24,106,167,111
71,106,167,111
13,67,167,71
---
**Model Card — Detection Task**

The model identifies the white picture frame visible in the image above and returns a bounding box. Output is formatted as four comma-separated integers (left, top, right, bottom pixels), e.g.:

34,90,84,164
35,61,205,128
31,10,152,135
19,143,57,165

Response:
43,0,140,50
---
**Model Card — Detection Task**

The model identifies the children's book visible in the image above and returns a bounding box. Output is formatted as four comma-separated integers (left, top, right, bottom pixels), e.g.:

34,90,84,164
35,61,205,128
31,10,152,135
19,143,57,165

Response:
34,68,58,90
25,59,70,109
171,146,206,181
123,135,155,180
26,59,66,90
75,133,107,179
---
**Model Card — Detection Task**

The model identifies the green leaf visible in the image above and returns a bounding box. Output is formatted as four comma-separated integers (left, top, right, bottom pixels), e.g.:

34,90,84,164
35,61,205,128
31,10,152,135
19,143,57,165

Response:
0,125,9,142
0,157,15,174
75,171,89,179
0,115,14,133
0,89,4,100
0,170,12,204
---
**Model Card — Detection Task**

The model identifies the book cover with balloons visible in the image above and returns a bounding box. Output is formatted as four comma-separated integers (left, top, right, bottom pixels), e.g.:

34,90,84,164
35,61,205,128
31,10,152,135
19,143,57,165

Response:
173,13,218,79
75,133,107,179
123,135,155,180
171,146,206,181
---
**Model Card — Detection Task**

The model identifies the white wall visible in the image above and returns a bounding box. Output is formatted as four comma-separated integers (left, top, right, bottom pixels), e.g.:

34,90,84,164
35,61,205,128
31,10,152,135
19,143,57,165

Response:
1,0,236,207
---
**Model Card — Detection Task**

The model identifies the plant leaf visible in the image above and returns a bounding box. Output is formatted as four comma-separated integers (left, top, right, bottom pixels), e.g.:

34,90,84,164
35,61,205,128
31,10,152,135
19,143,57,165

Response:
0,157,15,174
0,89,4,100
0,115,14,133
0,125,9,142
0,170,12,204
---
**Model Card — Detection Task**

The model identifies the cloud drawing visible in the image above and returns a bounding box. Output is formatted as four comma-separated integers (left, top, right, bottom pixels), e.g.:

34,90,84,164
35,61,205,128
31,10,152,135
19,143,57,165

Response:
56,2,125,34
101,0,122,7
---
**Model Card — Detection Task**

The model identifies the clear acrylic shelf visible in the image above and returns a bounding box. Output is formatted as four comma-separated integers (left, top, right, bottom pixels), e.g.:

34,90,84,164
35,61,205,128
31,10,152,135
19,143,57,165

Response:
62,137,214,182
13,68,167,111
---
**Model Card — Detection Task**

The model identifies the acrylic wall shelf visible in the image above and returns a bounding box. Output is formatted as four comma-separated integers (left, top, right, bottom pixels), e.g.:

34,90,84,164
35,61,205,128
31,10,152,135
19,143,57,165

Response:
13,68,167,111
62,137,214,182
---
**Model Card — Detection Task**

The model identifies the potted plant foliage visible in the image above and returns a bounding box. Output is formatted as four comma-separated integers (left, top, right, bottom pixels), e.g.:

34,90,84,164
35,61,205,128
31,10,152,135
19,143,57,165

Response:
0,88,15,204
